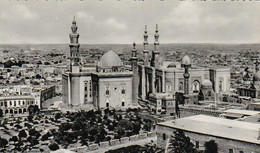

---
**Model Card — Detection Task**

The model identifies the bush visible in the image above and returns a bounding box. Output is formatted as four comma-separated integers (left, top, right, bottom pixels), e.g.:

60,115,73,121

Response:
49,142,59,151
18,130,27,139
9,136,18,142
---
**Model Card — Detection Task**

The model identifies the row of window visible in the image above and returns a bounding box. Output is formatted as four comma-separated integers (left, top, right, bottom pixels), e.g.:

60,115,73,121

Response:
5,108,27,114
106,102,125,107
0,100,34,107
106,88,125,95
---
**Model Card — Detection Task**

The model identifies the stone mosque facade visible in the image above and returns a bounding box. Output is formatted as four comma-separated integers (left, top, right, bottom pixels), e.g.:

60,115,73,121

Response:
62,18,134,108
62,18,231,111
137,25,230,112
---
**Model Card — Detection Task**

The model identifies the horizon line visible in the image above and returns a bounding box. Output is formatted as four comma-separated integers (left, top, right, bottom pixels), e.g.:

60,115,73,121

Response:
0,42,260,45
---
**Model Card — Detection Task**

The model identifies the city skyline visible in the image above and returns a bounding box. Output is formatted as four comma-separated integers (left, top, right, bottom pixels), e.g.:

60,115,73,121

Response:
0,0,260,44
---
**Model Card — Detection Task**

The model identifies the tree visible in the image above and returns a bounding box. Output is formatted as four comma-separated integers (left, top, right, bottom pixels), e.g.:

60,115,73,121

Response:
9,136,18,142
28,105,39,115
18,130,27,139
167,130,197,153
204,140,218,153
49,142,59,151
0,109,3,117
0,137,8,148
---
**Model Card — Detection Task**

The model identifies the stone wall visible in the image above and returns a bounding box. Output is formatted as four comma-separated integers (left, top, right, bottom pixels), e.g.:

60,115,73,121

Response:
157,125,260,153
180,107,221,117
72,132,156,152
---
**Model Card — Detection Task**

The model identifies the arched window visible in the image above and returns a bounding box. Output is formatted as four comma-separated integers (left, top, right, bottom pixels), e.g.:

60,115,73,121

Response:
166,82,172,92
121,88,125,94
179,82,183,91
208,91,212,97
192,80,200,92
106,88,110,96
219,81,223,92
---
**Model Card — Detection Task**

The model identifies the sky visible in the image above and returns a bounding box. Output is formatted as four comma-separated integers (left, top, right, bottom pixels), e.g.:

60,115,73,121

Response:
0,0,260,44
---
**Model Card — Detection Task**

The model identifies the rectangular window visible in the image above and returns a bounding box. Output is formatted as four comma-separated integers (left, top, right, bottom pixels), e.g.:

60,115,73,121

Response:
122,102,125,106
163,134,166,140
9,101,12,106
195,141,199,149
239,151,244,153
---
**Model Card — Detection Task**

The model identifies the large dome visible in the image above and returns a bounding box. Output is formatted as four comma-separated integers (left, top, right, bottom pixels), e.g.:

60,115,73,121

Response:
99,50,122,67
253,71,260,82
181,55,191,65
201,79,212,88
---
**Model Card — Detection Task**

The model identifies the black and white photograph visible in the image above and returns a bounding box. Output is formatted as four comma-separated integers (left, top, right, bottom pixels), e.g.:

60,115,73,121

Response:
0,0,260,152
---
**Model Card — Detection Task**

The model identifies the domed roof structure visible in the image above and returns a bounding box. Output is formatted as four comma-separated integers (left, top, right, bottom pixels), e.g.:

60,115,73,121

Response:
201,79,212,88
99,50,122,67
253,71,260,82
181,55,191,66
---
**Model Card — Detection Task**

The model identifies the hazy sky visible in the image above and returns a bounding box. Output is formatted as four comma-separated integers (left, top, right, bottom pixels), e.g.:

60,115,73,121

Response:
0,0,260,44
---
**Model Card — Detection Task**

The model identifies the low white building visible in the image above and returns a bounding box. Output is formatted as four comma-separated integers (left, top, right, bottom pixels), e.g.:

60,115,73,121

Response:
0,95,41,116
157,114,260,153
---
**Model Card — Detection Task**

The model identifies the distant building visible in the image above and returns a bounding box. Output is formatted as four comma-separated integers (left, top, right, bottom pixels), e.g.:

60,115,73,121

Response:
237,70,260,99
40,85,56,104
0,95,41,116
157,115,260,153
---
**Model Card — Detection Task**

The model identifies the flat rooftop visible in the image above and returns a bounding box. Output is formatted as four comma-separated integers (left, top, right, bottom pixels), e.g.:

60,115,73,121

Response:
223,109,260,116
0,95,33,100
158,114,260,145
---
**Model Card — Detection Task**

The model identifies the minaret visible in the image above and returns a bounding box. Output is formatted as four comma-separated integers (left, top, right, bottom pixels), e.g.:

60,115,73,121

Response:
131,42,137,68
151,24,160,68
183,65,190,95
143,25,149,66
69,17,80,73
131,42,138,105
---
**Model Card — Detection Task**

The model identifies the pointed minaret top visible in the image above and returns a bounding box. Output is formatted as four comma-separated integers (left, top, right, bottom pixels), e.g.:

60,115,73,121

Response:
133,41,136,48
155,24,158,32
72,16,76,24
145,25,147,33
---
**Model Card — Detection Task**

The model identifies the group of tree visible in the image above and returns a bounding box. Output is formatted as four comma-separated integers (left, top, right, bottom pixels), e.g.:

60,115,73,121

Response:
0,60,29,68
51,109,149,147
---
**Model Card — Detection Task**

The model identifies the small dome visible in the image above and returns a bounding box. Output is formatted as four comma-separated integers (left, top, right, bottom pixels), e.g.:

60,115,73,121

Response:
201,79,212,88
99,50,122,67
167,63,177,68
253,71,260,82
181,55,191,65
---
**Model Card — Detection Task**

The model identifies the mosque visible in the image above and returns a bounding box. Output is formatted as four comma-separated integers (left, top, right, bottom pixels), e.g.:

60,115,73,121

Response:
237,61,260,99
62,18,134,108
62,18,231,112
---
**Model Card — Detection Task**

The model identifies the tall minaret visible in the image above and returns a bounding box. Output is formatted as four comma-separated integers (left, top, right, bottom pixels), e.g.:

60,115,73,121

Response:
183,64,190,96
151,24,160,68
131,42,138,105
69,17,80,73
143,25,149,66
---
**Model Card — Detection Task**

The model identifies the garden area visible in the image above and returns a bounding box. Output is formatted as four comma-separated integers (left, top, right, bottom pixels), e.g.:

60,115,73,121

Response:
0,108,156,152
